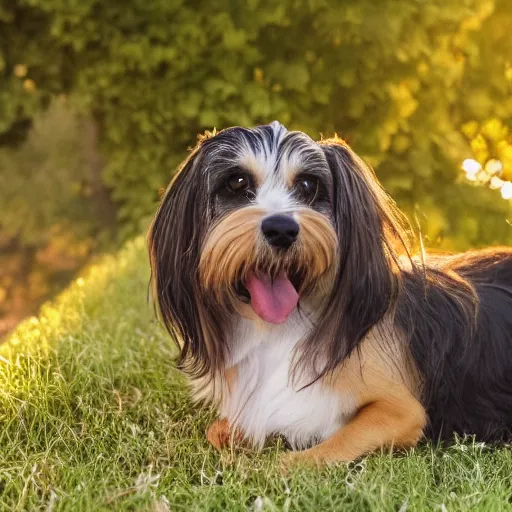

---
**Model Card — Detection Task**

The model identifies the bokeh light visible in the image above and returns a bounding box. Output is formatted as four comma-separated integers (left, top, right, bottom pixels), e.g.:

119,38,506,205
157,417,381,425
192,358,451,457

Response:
490,176,504,190
500,181,512,200
461,158,482,180
462,157,511,202
485,159,503,176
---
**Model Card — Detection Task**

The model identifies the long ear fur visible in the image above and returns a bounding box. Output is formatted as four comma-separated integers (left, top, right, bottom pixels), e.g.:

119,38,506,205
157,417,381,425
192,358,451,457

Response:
298,138,410,380
147,145,228,380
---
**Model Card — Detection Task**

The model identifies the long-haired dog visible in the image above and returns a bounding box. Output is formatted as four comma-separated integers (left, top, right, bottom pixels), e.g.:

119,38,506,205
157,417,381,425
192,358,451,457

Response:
148,121,512,465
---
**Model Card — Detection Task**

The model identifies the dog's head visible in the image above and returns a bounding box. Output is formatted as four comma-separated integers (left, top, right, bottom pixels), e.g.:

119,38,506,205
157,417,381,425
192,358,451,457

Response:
149,122,408,380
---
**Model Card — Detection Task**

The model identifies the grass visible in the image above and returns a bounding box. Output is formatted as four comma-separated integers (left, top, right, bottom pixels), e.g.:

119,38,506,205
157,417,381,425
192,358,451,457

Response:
0,237,511,511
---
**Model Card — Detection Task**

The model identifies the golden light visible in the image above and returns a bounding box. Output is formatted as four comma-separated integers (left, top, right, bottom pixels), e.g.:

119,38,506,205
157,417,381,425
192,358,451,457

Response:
500,181,512,200
490,176,504,190
13,64,28,78
461,158,509,201
461,158,481,180
484,159,503,176
23,79,36,92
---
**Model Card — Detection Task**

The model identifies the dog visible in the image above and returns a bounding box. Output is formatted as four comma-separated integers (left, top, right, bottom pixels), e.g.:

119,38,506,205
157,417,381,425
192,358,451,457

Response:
148,121,512,465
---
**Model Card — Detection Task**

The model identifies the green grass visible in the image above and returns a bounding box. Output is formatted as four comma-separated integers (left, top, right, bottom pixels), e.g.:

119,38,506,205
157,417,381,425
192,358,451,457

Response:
1,237,511,511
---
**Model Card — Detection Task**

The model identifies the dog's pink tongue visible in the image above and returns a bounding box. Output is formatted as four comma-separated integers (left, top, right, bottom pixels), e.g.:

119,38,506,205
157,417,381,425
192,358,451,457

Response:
246,273,299,324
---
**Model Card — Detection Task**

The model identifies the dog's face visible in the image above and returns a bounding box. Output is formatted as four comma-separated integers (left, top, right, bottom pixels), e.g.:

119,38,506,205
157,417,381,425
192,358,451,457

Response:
149,122,405,379
198,122,338,324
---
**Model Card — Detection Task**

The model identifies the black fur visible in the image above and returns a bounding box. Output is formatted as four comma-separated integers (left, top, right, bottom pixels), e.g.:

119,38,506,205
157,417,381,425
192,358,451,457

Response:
149,122,512,444
149,125,334,380
297,141,405,379
148,146,231,378
318,142,512,443
398,250,512,442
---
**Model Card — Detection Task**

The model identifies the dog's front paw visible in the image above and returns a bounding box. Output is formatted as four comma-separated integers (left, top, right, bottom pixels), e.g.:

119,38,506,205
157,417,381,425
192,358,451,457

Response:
207,419,245,451
206,419,231,450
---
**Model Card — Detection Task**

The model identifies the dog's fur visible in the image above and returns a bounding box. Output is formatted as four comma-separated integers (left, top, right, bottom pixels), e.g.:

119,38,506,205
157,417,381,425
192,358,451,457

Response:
148,122,512,465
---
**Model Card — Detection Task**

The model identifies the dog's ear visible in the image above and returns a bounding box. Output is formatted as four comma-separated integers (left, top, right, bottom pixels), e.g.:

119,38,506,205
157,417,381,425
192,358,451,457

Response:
148,145,227,379
300,139,407,379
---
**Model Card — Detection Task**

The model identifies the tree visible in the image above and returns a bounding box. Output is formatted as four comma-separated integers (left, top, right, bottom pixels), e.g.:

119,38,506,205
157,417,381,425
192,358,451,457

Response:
1,0,511,249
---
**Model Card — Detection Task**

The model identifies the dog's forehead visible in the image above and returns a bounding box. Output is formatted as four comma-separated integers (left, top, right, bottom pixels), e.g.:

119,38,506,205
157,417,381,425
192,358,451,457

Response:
205,122,324,184
202,122,330,213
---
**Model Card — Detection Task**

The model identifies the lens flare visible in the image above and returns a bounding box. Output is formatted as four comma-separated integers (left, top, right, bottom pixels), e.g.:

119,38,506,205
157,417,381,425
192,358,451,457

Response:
461,158,481,180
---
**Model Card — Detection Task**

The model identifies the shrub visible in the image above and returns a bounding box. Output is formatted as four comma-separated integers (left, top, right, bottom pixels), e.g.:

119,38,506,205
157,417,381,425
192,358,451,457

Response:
1,0,512,247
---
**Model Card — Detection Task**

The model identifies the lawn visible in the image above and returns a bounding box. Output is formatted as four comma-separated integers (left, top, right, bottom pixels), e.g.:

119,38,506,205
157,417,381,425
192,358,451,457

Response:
0,237,511,511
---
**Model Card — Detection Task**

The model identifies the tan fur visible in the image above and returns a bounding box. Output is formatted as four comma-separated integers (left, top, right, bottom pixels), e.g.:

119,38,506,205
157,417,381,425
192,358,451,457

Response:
199,206,338,305
200,207,262,304
282,156,311,187
207,418,246,450
236,153,268,187
281,395,425,466
207,418,232,450
284,321,425,465
298,209,339,293
207,317,427,465
206,367,242,449
280,143,328,188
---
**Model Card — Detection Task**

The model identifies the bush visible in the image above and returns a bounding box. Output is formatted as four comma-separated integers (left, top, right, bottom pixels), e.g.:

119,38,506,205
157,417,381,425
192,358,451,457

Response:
1,0,512,247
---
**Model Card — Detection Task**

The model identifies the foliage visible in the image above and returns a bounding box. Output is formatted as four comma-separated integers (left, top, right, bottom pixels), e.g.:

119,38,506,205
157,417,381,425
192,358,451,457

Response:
1,0,512,248
1,100,95,244
0,100,114,336
1,238,512,510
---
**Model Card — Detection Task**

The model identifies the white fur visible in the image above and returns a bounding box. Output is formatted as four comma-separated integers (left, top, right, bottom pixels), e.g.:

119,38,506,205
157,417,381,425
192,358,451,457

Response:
201,122,352,448
256,185,294,213
237,122,286,183
219,309,357,449
235,122,297,214
232,124,327,217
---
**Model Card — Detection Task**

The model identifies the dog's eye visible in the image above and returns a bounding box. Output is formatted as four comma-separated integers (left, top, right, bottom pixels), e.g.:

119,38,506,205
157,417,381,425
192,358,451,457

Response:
295,176,318,202
227,174,249,193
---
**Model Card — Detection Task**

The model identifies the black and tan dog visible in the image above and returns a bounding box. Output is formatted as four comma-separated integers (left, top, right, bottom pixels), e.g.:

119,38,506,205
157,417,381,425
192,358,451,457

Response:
148,122,512,465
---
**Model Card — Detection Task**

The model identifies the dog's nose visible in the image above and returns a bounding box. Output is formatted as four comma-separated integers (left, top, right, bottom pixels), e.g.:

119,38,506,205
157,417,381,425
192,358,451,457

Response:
261,215,300,249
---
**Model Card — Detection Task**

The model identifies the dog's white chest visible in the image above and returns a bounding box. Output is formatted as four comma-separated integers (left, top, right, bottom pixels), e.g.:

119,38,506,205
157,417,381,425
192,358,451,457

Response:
220,315,356,449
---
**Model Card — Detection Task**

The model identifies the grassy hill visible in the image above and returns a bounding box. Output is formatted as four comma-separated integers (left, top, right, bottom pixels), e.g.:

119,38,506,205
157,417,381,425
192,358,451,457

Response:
0,238,511,511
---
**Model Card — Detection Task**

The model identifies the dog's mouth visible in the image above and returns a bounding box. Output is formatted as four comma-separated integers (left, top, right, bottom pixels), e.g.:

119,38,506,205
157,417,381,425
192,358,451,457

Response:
235,270,303,324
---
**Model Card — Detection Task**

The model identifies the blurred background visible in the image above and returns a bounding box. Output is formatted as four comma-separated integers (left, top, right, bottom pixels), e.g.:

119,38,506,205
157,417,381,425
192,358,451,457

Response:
1,0,511,337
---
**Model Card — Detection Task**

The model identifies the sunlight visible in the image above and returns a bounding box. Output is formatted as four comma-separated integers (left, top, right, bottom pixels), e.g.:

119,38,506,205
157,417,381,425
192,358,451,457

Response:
500,181,512,200
461,158,482,180
462,157,511,201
